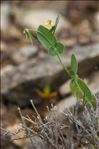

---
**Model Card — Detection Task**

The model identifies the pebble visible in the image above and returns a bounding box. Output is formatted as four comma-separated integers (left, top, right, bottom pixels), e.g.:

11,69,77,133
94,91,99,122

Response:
12,44,38,64
1,3,10,31
59,80,71,96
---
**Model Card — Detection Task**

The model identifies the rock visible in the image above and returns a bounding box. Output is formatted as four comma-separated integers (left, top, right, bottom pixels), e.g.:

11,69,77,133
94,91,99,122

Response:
1,51,9,66
9,1,67,14
59,80,70,96
1,43,99,107
1,41,7,51
11,44,38,64
38,51,47,59
78,34,92,45
1,103,27,147
16,9,70,32
66,0,99,25
76,20,93,45
56,96,77,113
1,65,14,76
1,51,15,67
91,33,99,43
87,71,99,93
61,37,77,48
1,3,10,31
93,12,99,31
6,122,25,147
2,25,22,41
1,130,19,149
0,103,8,128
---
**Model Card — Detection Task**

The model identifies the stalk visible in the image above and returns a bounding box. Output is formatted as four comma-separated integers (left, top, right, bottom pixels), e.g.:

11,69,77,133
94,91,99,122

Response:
55,48,69,76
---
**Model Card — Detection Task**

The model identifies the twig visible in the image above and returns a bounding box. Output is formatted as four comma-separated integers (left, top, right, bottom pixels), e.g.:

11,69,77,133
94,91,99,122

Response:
17,107,34,147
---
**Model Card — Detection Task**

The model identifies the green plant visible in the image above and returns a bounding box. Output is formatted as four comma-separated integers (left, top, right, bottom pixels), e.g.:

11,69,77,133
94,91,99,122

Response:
24,16,96,107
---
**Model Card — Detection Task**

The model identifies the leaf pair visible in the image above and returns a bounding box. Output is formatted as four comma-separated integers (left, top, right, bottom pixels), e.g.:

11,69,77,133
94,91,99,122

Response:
68,54,78,77
69,54,95,107
37,17,64,56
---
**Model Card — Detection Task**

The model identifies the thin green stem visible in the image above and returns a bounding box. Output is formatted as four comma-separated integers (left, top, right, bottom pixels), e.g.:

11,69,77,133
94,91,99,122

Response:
55,51,69,76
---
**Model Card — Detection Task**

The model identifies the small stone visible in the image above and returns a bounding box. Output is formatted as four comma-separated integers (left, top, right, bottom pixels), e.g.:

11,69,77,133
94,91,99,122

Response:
91,33,99,43
57,96,77,113
1,51,9,65
66,0,98,26
12,44,38,64
61,38,77,48
7,122,25,146
1,3,10,31
1,41,7,51
59,80,71,96
1,130,16,149
1,65,14,76
77,20,92,35
5,25,22,40
76,20,93,45
91,12,99,31
38,51,47,59
87,71,99,93
78,35,91,45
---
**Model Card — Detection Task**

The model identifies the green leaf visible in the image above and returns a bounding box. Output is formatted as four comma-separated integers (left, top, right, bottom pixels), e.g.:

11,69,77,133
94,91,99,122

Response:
48,47,56,56
37,25,64,56
77,78,96,106
48,42,64,56
70,79,84,99
55,42,64,54
37,25,56,50
50,16,59,34
70,77,96,107
71,54,78,74
68,68,76,78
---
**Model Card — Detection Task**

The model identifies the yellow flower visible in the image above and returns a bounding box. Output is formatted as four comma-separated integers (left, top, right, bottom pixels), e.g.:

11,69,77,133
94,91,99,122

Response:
43,19,54,29
35,85,57,99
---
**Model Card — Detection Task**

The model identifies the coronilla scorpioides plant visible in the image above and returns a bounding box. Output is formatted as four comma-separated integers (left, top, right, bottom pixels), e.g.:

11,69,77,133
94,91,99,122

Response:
24,16,96,108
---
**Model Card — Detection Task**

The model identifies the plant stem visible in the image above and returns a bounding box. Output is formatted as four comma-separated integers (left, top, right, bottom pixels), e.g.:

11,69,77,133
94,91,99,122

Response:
55,51,69,76
17,107,34,147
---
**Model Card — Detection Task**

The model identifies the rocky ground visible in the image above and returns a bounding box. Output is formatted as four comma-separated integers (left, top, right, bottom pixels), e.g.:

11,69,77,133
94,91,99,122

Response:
1,1,99,149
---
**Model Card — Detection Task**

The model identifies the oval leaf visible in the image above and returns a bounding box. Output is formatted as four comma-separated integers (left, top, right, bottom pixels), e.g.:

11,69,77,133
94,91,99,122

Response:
37,25,56,50
48,42,64,56
71,54,78,73
50,16,59,34
37,25,64,56
68,68,76,78
70,79,83,99
48,47,56,56
77,78,96,106
55,42,64,54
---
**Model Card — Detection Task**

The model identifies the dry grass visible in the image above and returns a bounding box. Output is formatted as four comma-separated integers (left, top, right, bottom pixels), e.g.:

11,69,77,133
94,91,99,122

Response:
1,93,99,149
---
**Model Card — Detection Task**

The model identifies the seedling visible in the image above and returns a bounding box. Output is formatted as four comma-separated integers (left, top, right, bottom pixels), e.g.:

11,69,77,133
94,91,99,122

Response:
24,16,96,107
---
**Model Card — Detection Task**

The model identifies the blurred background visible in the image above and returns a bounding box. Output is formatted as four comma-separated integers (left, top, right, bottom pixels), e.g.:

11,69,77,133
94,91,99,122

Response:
1,1,99,148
